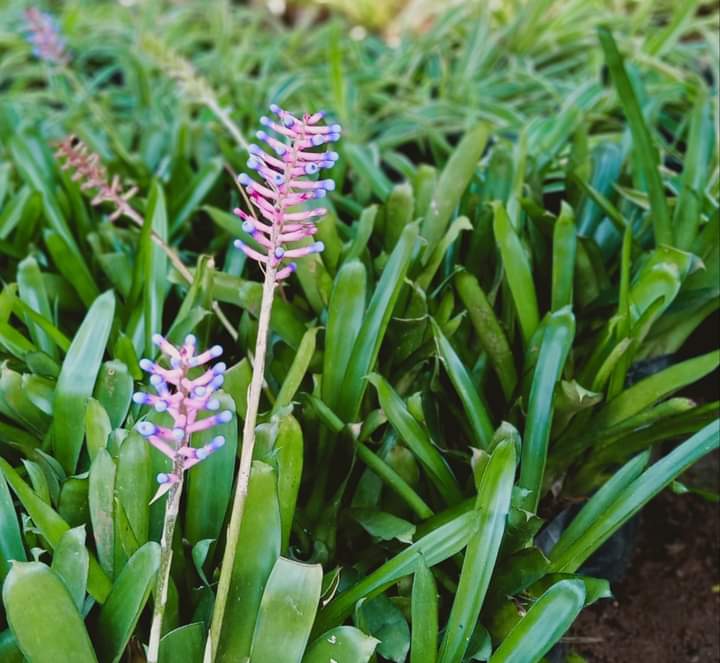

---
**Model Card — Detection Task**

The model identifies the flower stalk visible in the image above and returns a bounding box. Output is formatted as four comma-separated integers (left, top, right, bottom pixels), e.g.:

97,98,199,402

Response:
134,334,229,663
204,105,340,662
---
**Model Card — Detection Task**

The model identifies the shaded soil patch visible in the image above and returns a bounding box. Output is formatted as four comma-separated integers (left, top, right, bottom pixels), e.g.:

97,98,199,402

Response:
569,456,720,662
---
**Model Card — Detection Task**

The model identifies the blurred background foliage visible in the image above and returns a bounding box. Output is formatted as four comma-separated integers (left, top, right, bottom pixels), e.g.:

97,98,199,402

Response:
0,1,718,662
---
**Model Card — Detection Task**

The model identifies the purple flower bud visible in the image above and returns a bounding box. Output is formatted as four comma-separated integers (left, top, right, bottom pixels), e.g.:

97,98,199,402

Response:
154,401,168,413
185,334,197,346
136,421,156,437
172,428,185,441
274,247,286,259
210,435,225,450
217,410,233,424
207,398,220,411
247,157,261,170
269,103,281,114
139,358,154,372
213,362,227,375
314,189,327,199
304,163,319,175
210,375,225,390
259,116,270,126
238,173,252,186
133,392,148,404
327,151,339,161
242,220,256,234
249,144,262,155
152,333,164,346
194,386,207,397
150,374,163,386
196,447,210,460
311,135,325,146
311,241,325,253
210,345,223,358
157,472,170,484
330,124,342,133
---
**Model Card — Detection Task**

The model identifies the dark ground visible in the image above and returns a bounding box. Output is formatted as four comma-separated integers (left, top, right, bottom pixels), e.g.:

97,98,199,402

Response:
569,453,720,662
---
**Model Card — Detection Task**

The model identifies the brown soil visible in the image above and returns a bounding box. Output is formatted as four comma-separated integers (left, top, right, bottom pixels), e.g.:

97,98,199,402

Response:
569,454,720,662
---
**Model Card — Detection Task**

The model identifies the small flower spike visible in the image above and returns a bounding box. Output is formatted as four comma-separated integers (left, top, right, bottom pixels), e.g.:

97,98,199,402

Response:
24,8,69,65
54,136,138,221
134,334,230,502
233,106,340,281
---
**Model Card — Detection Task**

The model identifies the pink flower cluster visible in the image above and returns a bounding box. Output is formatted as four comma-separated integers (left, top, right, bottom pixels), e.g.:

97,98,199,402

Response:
134,334,231,499
233,105,341,280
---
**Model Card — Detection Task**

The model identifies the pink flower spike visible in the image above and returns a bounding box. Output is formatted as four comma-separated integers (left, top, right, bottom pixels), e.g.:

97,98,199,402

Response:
232,107,340,281
135,336,232,501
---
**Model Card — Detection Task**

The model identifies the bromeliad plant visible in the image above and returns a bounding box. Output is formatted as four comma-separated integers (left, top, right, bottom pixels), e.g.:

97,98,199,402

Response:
205,104,341,660
0,3,719,663
133,334,229,663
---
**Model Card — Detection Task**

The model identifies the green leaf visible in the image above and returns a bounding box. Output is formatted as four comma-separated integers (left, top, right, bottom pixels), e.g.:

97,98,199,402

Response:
17,256,57,358
352,509,416,544
598,27,672,245
89,448,116,578
249,557,323,663
455,271,517,400
53,291,116,474
170,158,223,233
185,392,238,545
337,223,418,421
590,351,719,430
518,308,575,512
355,594,410,663
44,230,100,308
369,373,461,505
323,259,367,412
116,432,152,549
488,579,586,662
551,202,576,311
273,328,318,414
438,439,516,663
0,458,110,602
274,414,304,552
303,626,379,663
0,470,26,581
410,559,438,663
3,561,98,663
492,202,540,345
550,422,719,573
94,359,133,428
421,125,488,254
142,182,169,356
549,452,649,563
51,526,89,611
159,623,205,663
216,461,281,663
85,398,112,462
96,542,161,663
315,510,478,634
344,143,393,201
431,318,494,449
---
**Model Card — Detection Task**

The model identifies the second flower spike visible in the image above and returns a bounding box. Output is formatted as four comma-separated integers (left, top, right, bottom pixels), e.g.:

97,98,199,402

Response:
134,333,230,502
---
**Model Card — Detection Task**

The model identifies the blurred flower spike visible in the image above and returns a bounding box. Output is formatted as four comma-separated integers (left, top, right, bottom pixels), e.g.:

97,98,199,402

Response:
134,334,231,501
54,135,138,221
233,105,341,281
24,8,69,65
